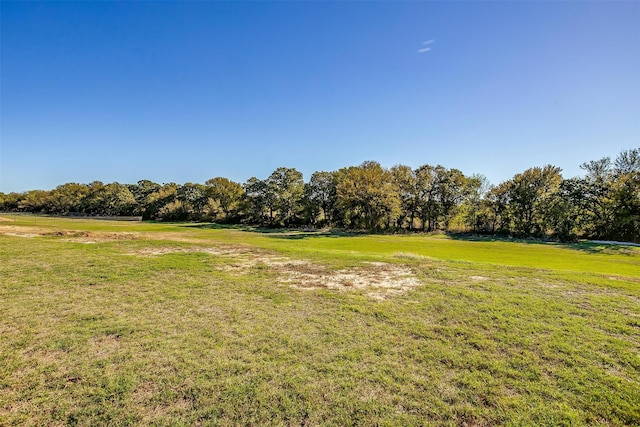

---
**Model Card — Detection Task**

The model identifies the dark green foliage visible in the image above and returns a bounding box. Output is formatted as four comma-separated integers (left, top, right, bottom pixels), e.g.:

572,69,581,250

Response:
306,171,338,226
335,161,401,230
205,177,243,222
1,148,638,241
266,167,305,226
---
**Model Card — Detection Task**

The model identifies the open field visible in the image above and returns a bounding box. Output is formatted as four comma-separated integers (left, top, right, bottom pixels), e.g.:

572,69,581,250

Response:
1,215,639,426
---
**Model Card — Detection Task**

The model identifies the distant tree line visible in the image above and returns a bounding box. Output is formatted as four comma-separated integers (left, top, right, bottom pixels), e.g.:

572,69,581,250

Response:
1,148,638,242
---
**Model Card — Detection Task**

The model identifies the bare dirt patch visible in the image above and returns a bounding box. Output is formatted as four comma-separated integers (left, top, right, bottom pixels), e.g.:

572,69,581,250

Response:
281,261,420,299
0,225,48,238
129,245,253,258
62,231,140,243
0,225,141,243
2,232,40,238
128,245,421,299
0,217,14,222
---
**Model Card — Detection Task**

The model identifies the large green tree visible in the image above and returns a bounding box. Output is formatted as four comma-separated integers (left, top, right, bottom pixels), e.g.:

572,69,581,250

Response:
18,190,50,213
580,157,618,238
461,174,489,232
83,181,106,215
50,183,90,214
266,167,305,226
611,148,640,241
144,183,180,220
0,192,22,211
507,165,562,237
243,177,270,224
480,182,511,234
306,171,338,226
435,167,467,230
336,161,400,230
129,180,161,216
205,177,244,221
414,165,441,231
101,183,137,216
177,183,208,220
391,165,419,230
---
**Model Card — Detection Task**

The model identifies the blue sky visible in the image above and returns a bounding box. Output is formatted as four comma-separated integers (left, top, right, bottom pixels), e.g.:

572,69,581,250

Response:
1,1,639,192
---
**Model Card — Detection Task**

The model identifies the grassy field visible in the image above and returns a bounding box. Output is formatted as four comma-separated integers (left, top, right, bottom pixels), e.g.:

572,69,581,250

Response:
1,214,639,426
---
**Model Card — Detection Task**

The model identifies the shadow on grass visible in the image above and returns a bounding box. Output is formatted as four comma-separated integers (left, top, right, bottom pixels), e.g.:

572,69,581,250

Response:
181,223,253,231
448,233,640,255
176,223,640,253
179,223,363,239
569,241,640,254
262,230,358,240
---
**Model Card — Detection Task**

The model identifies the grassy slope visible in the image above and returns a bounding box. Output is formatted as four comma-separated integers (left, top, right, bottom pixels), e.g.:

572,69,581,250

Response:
0,215,639,426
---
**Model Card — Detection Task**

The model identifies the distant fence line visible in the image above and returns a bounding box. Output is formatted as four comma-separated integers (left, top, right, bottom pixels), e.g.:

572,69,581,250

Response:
0,212,142,222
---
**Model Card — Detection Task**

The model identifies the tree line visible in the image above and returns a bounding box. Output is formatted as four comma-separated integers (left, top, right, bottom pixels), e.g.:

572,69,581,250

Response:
1,148,638,242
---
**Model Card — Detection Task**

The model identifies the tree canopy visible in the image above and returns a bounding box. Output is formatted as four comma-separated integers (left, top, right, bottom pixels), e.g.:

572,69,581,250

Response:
2,148,638,242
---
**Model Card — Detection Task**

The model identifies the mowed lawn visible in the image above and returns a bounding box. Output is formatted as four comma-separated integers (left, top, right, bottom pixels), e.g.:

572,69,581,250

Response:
1,215,639,426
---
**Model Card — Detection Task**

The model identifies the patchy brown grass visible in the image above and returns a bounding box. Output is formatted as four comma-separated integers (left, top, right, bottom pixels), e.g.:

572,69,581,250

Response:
281,261,420,300
127,245,421,299
62,231,140,243
0,224,140,243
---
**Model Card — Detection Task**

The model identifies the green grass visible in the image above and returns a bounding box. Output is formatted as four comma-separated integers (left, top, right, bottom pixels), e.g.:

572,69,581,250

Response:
1,215,639,426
